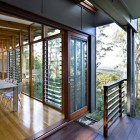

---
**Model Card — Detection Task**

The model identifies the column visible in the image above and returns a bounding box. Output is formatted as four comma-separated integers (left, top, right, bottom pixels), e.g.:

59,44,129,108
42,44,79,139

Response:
127,26,136,117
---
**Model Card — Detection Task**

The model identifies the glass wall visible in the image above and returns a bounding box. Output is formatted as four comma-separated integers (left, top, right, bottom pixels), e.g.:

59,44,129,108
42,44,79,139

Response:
32,42,43,100
22,45,30,94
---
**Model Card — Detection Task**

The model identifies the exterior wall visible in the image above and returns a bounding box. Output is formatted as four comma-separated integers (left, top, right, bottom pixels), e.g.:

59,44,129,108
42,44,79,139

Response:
0,0,97,35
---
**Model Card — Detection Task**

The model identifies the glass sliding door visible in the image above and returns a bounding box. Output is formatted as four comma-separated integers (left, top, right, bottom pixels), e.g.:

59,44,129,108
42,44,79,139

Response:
22,45,30,94
32,42,43,100
69,33,88,119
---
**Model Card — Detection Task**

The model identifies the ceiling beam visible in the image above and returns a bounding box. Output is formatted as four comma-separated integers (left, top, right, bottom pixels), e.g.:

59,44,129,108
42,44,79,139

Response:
0,29,19,36
0,34,14,37
0,19,29,31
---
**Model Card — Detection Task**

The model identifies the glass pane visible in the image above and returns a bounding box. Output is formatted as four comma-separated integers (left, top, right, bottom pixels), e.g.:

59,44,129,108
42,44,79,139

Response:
16,35,19,47
44,36,62,108
44,25,60,37
0,52,8,79
22,32,28,45
15,48,21,82
70,38,87,113
31,23,42,41
9,50,14,80
32,42,43,100
22,45,30,94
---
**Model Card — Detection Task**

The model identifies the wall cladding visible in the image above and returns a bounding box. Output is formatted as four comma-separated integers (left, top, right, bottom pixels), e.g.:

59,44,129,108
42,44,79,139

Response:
0,0,114,35
0,0,97,35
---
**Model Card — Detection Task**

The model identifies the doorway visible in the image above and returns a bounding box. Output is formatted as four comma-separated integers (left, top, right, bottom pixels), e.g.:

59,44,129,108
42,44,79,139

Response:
68,32,88,120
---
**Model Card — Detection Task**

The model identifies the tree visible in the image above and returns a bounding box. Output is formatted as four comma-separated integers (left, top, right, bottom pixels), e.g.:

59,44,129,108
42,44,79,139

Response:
96,72,120,115
96,25,114,68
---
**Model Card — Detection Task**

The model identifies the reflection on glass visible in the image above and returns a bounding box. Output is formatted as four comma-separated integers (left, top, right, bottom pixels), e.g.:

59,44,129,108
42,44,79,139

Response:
70,37,87,113
44,25,60,37
22,45,30,94
31,23,42,41
22,32,28,45
0,52,8,79
32,42,43,100
16,36,19,47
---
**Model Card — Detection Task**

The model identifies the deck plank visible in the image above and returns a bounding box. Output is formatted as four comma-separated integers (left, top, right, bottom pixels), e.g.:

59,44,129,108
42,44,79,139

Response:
109,116,140,140
44,121,103,140
127,118,140,140
133,121,140,140
42,116,140,140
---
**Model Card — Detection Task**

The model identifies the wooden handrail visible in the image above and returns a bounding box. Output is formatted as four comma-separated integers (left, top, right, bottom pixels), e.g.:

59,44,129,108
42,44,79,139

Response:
104,79,127,90
104,78,127,137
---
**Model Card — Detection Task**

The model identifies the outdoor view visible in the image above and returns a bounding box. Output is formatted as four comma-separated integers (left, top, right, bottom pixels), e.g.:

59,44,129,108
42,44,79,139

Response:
32,41,43,100
87,21,140,121
22,45,30,95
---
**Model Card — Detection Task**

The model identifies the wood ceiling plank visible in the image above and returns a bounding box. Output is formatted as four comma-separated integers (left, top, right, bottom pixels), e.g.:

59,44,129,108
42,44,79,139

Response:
0,29,19,35
0,19,29,30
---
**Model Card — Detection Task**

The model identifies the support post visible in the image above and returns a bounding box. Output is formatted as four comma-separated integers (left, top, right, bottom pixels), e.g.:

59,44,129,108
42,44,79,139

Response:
127,26,136,117
89,35,96,112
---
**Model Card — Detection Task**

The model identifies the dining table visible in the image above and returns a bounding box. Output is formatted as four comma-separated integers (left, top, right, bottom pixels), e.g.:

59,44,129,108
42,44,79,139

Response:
0,80,18,111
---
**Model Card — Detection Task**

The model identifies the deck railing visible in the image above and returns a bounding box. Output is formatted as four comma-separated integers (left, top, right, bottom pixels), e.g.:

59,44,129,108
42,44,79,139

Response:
103,78,127,137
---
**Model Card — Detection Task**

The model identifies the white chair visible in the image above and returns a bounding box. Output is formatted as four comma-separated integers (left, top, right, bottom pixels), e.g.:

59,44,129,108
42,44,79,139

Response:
8,79,13,83
13,80,17,85
3,82,23,108
5,78,9,82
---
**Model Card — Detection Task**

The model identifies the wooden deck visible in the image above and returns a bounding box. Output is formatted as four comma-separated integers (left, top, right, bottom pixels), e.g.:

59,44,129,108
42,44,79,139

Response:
0,94,63,140
42,116,140,140
42,121,103,140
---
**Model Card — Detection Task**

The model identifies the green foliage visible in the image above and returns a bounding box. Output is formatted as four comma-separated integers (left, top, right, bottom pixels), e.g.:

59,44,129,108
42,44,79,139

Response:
96,72,120,116
34,56,42,69
136,99,140,118
86,110,103,121
96,25,114,68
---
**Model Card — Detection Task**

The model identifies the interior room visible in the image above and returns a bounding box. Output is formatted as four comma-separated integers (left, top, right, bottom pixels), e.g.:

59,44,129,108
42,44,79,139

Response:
0,12,64,139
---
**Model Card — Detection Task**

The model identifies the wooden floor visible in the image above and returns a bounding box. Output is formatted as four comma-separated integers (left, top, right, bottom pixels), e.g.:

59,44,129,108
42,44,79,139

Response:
0,94,64,140
42,116,140,140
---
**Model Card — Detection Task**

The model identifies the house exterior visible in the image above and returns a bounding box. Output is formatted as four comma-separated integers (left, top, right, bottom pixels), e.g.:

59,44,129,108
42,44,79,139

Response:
0,0,139,139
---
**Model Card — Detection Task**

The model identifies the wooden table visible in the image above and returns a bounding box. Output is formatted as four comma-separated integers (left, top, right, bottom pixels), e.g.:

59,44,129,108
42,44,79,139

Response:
0,80,18,111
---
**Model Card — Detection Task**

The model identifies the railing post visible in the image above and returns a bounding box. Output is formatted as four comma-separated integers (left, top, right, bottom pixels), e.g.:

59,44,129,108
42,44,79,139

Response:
104,86,108,137
119,83,122,117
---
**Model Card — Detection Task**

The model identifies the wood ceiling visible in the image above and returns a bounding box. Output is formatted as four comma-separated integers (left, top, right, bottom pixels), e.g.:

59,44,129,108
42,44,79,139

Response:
0,13,41,52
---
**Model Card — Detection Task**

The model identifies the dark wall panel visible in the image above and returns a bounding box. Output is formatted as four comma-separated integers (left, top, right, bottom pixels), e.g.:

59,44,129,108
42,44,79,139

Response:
0,0,43,15
0,0,113,35
82,8,96,35
43,0,82,31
